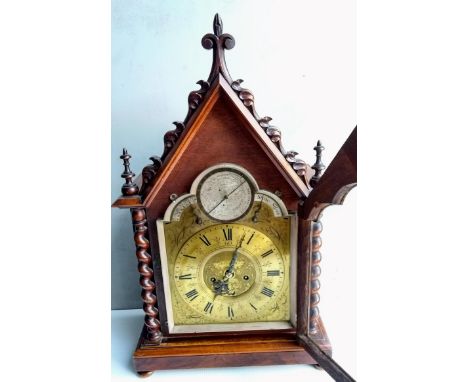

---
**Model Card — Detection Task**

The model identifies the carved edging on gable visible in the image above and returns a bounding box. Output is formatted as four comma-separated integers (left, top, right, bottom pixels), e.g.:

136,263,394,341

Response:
140,14,315,197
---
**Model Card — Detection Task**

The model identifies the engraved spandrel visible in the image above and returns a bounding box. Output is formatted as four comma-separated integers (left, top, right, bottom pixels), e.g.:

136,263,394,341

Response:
171,195,197,221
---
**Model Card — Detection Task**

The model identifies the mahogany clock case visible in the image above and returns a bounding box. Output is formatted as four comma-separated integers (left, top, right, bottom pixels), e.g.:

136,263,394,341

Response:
111,4,356,312
112,8,356,380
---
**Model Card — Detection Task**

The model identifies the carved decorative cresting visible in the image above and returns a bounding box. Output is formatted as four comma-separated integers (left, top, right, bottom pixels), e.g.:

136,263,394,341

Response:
310,219,322,333
140,14,316,192
230,80,314,188
140,122,185,195
132,208,162,343
141,156,162,196
120,148,139,196
161,121,185,160
186,81,210,124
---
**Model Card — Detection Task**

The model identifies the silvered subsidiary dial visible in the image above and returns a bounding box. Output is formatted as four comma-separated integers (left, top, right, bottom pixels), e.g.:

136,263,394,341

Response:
196,167,254,222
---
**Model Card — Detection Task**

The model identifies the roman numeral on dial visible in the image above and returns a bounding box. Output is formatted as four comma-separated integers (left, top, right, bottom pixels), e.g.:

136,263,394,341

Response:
249,302,258,311
267,270,280,276
227,306,234,319
185,289,199,301
261,249,274,258
178,274,193,280
204,301,213,314
223,228,232,241
199,235,211,246
247,233,255,244
261,287,274,297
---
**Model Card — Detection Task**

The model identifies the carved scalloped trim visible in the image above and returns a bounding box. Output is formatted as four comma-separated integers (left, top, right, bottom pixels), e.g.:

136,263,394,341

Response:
231,79,314,188
139,14,316,196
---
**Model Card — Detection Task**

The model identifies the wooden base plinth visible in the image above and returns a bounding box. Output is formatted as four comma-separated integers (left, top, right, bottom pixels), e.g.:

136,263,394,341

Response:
133,318,331,373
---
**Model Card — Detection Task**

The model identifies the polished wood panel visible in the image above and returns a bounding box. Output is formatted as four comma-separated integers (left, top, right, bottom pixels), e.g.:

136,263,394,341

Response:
144,89,302,219
133,329,318,372
133,316,331,372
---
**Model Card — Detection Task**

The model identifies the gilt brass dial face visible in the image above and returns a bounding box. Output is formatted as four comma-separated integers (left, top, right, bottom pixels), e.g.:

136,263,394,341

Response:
196,168,254,222
159,164,295,333
171,223,290,325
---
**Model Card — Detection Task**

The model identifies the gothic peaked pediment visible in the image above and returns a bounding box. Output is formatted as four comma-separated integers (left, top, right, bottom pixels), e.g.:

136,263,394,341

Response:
136,14,317,206
111,13,357,382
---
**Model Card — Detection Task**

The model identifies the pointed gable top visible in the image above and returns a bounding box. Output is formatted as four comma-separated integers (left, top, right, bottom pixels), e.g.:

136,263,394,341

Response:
114,14,317,210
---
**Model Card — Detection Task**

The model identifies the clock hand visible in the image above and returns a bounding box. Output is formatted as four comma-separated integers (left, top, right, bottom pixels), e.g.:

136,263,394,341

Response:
207,180,247,214
207,194,228,214
212,278,229,297
211,234,246,296
223,234,246,281
225,179,247,199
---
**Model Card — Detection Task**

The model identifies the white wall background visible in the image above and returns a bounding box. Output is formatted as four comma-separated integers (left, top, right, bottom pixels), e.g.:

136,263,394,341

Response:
112,0,355,375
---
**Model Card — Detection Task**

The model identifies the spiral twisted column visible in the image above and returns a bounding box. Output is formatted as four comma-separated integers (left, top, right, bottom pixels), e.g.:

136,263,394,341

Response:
131,208,162,343
310,219,322,333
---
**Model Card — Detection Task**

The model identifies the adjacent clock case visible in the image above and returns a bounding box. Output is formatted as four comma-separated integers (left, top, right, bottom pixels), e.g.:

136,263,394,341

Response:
112,14,356,376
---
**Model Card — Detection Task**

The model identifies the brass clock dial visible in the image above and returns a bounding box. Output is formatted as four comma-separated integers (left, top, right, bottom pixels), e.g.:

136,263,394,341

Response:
159,164,295,333
196,167,255,222
173,223,289,324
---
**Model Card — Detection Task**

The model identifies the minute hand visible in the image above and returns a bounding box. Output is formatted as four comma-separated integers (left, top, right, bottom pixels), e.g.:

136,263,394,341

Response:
224,234,245,280
225,248,239,276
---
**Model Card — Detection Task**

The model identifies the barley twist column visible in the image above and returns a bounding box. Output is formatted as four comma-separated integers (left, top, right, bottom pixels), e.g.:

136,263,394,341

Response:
132,208,162,343
310,219,322,333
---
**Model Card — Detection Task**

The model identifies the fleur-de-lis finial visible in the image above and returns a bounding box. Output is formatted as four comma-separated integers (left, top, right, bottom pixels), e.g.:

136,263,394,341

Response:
120,148,139,196
202,14,235,84
311,140,325,187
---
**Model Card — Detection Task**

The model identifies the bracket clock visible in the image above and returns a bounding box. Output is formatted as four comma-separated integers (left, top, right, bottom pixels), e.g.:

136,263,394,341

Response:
112,14,357,381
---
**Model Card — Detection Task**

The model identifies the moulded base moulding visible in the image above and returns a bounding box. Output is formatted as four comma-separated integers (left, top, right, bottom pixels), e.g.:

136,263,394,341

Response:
132,317,331,373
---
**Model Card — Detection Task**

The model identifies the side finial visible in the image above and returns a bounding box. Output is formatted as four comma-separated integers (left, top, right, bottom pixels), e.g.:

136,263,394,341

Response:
120,148,139,196
310,140,325,187
202,14,235,84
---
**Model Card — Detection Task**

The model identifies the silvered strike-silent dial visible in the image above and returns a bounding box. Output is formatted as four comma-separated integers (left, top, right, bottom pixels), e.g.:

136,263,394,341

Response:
196,167,254,222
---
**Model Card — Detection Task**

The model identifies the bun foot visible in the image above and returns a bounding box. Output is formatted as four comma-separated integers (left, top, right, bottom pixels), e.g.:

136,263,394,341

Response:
137,371,153,378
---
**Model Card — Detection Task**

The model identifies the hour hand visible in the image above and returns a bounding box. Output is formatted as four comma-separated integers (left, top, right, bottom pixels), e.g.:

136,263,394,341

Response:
212,278,229,296
211,278,235,298
224,234,245,279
